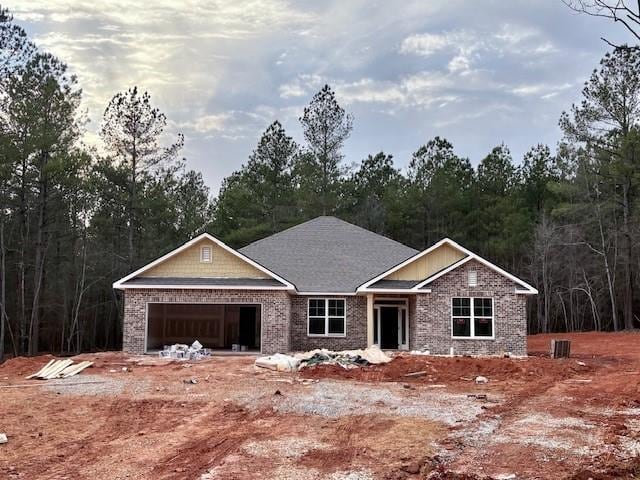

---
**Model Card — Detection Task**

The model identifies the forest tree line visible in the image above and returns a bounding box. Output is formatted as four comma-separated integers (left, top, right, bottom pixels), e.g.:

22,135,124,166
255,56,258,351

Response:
0,6,639,359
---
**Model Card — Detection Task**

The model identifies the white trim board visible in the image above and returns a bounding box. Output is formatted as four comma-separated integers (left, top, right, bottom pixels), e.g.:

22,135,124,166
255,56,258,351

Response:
116,284,291,291
113,233,296,291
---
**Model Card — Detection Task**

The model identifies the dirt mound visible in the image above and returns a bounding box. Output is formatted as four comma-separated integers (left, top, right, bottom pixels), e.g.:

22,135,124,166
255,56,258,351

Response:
300,354,594,387
0,354,58,376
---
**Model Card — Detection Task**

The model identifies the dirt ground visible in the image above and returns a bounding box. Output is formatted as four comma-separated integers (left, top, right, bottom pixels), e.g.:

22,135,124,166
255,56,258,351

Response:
1,332,639,480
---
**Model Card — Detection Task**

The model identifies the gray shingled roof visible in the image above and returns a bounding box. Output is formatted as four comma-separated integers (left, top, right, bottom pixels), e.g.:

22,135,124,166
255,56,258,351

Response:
123,277,285,287
368,279,420,289
239,216,418,292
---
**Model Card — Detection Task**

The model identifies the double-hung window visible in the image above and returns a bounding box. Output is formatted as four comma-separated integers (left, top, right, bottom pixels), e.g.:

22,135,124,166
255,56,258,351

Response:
308,298,346,336
452,297,494,338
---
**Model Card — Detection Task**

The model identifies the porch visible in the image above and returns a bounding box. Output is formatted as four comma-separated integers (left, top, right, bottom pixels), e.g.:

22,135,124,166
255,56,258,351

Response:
366,295,414,351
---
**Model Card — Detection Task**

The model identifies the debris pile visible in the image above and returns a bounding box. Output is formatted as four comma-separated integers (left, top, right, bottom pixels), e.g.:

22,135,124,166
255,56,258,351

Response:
255,346,391,372
27,359,93,380
159,340,212,360
255,353,300,372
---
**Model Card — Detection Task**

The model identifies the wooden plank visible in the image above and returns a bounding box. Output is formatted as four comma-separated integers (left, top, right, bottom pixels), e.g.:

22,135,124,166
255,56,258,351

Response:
42,360,74,379
33,360,67,379
60,361,93,378
25,359,56,379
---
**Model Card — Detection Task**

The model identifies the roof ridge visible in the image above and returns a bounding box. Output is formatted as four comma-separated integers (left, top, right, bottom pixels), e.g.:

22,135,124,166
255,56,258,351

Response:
239,216,326,250
241,215,417,253
327,217,418,252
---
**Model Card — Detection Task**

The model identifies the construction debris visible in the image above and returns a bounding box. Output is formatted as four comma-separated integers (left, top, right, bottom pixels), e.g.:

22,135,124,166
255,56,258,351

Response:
254,346,392,372
0,433,7,444
159,341,212,360
296,346,392,369
255,353,300,372
26,359,93,380
403,370,428,378
410,349,431,356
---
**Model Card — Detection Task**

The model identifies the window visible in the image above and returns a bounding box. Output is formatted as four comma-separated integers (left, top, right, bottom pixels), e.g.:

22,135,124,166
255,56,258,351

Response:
468,270,478,287
308,298,346,336
452,297,493,338
200,246,212,263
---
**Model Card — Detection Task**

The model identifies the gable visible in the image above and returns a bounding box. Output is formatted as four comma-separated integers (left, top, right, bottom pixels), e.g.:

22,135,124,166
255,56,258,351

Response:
141,238,270,279
358,238,537,294
384,243,467,281
113,233,295,290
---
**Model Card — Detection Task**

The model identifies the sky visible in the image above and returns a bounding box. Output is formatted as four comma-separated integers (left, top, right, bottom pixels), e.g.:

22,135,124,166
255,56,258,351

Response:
12,0,626,194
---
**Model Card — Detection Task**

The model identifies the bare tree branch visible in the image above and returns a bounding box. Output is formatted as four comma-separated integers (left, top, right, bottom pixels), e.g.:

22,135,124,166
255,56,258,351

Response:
563,0,640,49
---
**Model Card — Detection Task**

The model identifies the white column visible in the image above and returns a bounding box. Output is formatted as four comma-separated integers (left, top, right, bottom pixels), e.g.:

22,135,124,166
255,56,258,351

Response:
366,293,374,347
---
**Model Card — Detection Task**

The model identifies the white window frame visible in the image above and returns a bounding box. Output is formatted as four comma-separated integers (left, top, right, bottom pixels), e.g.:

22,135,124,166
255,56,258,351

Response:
200,245,212,263
451,297,495,340
307,298,346,337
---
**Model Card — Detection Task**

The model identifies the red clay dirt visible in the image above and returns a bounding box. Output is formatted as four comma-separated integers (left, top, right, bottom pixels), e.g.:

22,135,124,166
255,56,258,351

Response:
0,332,639,480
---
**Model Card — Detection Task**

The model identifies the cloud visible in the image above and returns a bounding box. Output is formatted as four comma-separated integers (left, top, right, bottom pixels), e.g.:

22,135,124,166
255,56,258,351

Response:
10,0,617,193
399,24,559,75
510,82,572,97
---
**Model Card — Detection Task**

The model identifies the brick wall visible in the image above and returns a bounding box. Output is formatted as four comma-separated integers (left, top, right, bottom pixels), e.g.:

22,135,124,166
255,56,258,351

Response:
290,296,367,351
410,259,528,356
122,289,290,355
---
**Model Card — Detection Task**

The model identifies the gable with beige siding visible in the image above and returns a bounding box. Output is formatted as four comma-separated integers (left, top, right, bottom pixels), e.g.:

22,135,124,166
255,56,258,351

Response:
140,239,270,279
385,243,467,281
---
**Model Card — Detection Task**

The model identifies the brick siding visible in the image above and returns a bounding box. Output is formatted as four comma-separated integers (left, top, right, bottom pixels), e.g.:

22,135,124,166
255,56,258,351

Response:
122,260,528,356
290,296,367,351
122,289,290,354
410,259,527,356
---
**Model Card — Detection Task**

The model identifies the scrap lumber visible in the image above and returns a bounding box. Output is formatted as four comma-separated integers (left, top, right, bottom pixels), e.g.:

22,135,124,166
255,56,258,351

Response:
26,359,92,380
403,371,428,378
25,359,56,379
60,361,93,378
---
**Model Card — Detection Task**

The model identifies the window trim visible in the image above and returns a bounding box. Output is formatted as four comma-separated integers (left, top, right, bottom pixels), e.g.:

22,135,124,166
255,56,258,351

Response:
307,298,347,338
451,297,495,340
200,245,212,263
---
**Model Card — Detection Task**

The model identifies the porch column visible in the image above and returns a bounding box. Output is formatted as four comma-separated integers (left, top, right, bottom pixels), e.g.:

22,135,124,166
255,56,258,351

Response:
366,293,374,347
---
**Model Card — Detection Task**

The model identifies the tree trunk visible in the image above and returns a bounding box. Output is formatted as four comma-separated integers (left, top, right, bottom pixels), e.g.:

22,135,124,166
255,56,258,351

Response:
622,181,634,329
18,154,27,355
0,219,6,362
28,151,49,355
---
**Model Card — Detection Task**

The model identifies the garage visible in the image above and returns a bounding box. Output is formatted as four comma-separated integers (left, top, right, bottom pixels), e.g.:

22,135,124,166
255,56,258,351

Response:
146,303,261,352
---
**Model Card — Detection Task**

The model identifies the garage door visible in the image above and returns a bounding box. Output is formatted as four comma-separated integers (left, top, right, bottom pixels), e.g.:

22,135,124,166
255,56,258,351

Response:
146,303,261,352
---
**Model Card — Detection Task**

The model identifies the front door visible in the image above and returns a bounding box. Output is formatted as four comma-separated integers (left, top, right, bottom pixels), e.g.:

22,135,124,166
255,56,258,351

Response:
379,306,399,349
374,301,409,350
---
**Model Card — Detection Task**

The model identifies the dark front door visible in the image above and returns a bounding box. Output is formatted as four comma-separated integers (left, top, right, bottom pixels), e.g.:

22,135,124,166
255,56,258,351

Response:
379,306,398,349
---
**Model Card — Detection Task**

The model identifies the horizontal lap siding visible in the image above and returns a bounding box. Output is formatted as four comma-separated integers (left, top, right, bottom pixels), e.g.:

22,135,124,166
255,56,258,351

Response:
141,239,270,278
411,259,527,356
122,289,290,355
